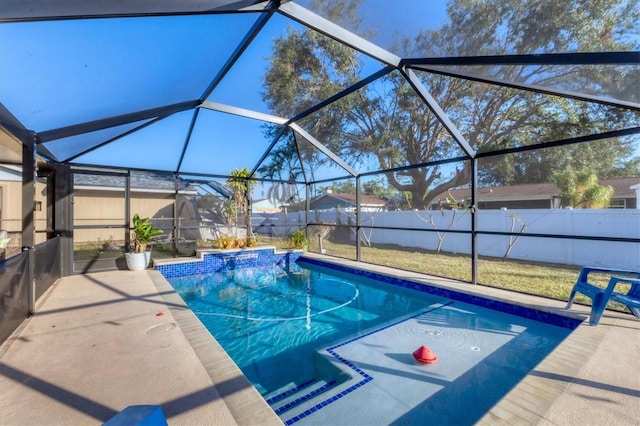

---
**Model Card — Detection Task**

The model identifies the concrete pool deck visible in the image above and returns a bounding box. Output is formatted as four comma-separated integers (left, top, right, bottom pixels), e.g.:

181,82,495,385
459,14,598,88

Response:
0,254,638,425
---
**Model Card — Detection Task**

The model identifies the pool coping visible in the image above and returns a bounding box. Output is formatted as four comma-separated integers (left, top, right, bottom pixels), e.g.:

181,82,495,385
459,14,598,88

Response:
150,252,627,425
147,269,283,426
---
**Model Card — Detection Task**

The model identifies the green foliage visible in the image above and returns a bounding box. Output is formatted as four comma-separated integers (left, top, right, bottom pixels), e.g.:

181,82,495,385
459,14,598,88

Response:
362,177,401,198
213,235,259,250
322,178,400,198
227,168,256,198
287,229,309,250
328,180,356,194
221,198,237,228
131,214,163,253
552,168,614,208
227,168,256,232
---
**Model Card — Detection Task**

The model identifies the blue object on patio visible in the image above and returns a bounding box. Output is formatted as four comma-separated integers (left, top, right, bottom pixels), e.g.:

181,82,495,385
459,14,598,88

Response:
566,266,640,326
590,276,640,326
103,405,167,426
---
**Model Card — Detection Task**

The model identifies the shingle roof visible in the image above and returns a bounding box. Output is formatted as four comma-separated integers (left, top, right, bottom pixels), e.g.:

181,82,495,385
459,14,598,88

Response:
435,177,640,203
73,171,196,192
327,193,388,206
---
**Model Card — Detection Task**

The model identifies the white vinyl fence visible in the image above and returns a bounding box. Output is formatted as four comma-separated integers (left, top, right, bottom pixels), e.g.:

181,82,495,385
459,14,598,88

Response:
255,208,640,270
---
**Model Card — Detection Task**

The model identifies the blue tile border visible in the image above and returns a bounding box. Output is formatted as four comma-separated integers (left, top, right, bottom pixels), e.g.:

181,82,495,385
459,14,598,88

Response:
155,247,302,278
297,257,583,329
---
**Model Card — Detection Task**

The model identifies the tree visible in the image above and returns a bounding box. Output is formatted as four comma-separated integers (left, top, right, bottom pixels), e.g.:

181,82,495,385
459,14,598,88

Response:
329,180,356,194
262,0,640,209
220,198,237,231
257,137,303,208
318,178,401,197
227,168,256,236
479,108,640,186
552,168,614,208
362,177,401,199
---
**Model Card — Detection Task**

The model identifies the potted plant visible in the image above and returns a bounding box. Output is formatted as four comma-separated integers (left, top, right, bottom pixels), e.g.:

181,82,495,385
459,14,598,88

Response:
125,214,163,270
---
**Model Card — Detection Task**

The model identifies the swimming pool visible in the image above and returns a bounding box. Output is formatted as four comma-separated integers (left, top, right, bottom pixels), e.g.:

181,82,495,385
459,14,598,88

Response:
164,255,579,425
169,262,447,394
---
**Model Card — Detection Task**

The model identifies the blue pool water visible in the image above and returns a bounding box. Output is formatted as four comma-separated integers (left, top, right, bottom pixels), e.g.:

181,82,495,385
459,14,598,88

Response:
166,259,577,425
169,262,445,393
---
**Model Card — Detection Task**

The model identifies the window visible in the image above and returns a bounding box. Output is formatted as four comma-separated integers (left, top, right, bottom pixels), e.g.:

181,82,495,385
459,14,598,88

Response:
608,198,626,209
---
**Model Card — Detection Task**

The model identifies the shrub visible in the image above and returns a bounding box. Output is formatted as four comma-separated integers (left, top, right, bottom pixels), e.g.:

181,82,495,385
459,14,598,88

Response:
287,229,308,250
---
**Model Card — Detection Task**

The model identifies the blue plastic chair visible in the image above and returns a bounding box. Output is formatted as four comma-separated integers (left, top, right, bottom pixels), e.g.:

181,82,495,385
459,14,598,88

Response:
590,276,640,326
103,405,167,426
566,266,640,325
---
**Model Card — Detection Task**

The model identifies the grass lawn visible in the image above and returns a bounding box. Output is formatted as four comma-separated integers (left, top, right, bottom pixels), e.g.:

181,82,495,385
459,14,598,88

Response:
311,240,629,310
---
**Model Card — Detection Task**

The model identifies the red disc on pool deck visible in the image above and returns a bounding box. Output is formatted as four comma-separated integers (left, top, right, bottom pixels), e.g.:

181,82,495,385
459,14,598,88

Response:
413,345,437,364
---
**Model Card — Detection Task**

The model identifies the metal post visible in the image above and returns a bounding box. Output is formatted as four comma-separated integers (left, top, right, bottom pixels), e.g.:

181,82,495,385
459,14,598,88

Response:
355,176,361,261
124,171,131,253
305,183,310,237
22,133,35,314
471,158,478,284
54,163,73,276
173,174,179,257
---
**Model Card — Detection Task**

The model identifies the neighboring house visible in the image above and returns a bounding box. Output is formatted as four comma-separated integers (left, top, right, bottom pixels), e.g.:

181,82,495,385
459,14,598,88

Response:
308,189,388,212
252,198,282,213
431,177,640,210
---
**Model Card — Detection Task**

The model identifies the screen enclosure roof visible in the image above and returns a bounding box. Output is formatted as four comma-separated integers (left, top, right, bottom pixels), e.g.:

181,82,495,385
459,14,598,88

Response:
0,0,638,184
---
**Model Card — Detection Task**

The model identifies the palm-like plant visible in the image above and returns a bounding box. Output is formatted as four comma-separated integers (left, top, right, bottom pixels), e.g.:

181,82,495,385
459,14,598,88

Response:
227,168,256,236
287,229,309,250
131,213,163,252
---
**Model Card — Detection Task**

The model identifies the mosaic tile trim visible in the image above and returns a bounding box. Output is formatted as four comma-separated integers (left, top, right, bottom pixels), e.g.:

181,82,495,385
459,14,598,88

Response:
275,380,338,416
283,303,453,425
283,377,370,425
155,248,302,278
298,257,582,329
266,378,318,405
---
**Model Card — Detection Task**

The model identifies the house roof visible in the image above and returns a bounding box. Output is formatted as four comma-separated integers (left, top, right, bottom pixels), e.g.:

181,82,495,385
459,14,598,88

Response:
74,171,197,193
324,193,388,207
434,177,640,204
287,192,387,211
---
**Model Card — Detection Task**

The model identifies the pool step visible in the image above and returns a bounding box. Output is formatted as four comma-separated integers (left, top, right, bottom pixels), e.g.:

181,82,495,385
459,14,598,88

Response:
265,378,319,406
268,378,338,415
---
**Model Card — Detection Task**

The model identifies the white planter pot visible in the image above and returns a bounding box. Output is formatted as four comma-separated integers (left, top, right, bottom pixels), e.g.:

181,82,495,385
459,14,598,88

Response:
125,252,151,271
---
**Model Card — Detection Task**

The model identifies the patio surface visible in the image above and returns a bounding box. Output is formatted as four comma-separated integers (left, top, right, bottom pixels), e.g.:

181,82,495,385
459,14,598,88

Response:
0,254,638,425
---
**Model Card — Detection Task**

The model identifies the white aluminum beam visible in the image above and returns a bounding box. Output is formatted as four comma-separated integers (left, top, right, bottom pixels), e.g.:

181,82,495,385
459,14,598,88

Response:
0,0,270,21
278,2,401,67
402,68,476,158
200,101,288,124
288,122,357,177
